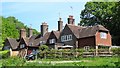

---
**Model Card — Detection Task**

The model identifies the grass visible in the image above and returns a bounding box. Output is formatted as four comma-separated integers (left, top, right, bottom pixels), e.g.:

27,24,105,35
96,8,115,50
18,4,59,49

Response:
25,57,119,66
1,56,119,67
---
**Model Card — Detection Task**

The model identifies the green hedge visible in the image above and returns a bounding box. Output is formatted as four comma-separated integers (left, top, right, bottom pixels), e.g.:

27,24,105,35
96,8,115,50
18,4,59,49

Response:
2,57,26,66
0,50,10,59
111,48,120,55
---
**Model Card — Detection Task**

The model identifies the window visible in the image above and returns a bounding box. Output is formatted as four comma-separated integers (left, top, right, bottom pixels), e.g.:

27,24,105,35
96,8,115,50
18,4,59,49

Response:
100,32,107,39
49,39,55,44
61,34,72,42
30,43,33,46
20,44,25,48
84,46,90,51
69,35,72,40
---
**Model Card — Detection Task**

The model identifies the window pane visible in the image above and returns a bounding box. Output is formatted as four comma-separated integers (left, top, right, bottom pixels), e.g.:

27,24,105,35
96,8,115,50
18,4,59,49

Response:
100,32,107,39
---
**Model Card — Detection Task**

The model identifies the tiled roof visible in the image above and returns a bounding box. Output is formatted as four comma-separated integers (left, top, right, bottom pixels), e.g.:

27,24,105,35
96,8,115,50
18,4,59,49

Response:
79,25,109,38
42,32,50,43
67,24,83,38
52,31,60,39
7,38,19,50
66,24,109,38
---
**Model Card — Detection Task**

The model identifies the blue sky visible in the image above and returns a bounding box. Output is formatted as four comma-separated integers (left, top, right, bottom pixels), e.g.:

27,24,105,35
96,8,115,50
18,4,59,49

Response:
2,1,88,32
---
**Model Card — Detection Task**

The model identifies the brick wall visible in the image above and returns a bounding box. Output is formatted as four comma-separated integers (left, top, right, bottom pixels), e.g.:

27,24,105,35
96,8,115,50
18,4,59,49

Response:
95,32,111,46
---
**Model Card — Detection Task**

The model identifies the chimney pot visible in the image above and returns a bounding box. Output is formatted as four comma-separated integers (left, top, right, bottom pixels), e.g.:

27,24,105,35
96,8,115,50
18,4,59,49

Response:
68,15,75,25
41,22,48,37
28,28,33,38
20,28,26,38
58,18,63,31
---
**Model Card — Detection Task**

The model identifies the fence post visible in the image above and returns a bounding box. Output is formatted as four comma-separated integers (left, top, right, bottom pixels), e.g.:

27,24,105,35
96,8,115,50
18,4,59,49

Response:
96,46,98,56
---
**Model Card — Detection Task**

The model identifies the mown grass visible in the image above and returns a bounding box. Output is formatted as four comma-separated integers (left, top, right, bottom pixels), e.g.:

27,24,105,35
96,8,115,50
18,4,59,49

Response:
1,56,119,67
24,57,119,66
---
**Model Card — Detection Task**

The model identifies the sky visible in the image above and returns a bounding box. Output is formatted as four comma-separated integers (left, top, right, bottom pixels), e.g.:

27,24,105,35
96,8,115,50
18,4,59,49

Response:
1,0,91,32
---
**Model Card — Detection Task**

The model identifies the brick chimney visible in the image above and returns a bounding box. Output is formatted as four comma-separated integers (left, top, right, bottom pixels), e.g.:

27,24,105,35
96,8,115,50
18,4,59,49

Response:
28,28,33,38
68,15,75,25
20,29,26,38
58,18,63,31
41,22,48,37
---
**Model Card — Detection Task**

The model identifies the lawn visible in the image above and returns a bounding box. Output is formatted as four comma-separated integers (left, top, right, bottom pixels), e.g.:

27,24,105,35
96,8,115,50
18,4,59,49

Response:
1,56,119,67
24,57,119,66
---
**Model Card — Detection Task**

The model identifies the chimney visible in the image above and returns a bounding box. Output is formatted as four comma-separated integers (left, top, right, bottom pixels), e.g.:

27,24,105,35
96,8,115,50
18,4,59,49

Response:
41,22,48,37
68,15,75,25
20,29,26,38
58,18,63,31
28,28,33,37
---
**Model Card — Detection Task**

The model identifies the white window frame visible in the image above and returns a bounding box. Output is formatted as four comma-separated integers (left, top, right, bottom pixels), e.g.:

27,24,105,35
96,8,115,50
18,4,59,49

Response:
61,34,72,42
20,44,25,48
100,32,107,39
49,39,55,44
69,35,72,40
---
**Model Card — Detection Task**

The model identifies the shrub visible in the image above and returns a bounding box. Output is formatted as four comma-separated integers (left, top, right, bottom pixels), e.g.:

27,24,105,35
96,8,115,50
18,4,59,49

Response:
111,48,120,55
0,50,10,59
38,45,49,59
2,57,26,66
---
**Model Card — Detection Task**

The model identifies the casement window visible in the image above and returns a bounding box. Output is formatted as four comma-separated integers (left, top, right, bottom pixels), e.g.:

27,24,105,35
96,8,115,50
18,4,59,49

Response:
69,35,72,40
20,44,25,48
84,46,90,51
61,34,72,42
49,39,55,44
30,43,33,46
40,41,46,44
100,32,107,39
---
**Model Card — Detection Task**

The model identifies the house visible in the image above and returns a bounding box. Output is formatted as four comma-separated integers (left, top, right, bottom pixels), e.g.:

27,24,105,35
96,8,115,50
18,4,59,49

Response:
3,22,51,57
46,31,60,49
58,15,111,52
3,29,40,57
3,15,112,57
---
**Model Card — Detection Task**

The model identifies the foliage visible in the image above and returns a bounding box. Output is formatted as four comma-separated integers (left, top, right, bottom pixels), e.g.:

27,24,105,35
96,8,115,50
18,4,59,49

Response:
111,48,120,55
0,50,10,59
0,16,39,50
79,2,120,46
39,45,49,59
2,57,26,66
39,45,49,51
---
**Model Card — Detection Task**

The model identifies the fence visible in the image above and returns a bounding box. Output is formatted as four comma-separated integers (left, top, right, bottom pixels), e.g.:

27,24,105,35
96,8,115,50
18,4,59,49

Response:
38,48,117,59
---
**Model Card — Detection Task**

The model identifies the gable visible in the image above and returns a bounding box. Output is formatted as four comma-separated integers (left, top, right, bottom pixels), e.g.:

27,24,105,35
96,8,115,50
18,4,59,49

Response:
19,38,28,48
60,24,74,37
3,38,19,50
3,39,11,50
58,24,77,43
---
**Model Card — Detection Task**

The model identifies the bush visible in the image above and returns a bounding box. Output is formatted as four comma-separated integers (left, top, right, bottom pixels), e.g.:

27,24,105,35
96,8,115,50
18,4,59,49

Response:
2,57,26,66
0,50,10,59
111,48,120,55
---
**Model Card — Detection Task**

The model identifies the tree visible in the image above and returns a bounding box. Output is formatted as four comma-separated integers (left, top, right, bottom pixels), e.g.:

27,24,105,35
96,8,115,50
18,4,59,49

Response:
39,45,49,59
79,2,120,46
0,16,39,50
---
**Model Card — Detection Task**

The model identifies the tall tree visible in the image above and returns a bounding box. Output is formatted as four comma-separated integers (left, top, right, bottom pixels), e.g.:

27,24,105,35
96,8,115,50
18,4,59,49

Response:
0,16,39,49
79,2,120,46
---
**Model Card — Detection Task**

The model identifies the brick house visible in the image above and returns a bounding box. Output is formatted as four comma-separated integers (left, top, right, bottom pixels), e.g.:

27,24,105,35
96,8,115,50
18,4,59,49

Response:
3,15,112,57
58,15,111,51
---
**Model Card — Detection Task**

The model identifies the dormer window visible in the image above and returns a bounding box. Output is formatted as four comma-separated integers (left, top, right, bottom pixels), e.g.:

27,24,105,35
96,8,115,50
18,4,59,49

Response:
49,39,55,44
30,43,33,46
20,44,25,48
100,32,107,39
